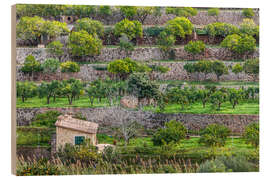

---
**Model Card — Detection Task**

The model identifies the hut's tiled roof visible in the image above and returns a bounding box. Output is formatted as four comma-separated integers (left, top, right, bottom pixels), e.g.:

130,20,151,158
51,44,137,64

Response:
55,114,98,134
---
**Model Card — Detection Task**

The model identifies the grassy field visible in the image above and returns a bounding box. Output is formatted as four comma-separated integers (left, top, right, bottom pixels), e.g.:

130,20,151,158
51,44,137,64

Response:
144,101,259,115
16,95,259,115
16,96,117,108
97,135,255,152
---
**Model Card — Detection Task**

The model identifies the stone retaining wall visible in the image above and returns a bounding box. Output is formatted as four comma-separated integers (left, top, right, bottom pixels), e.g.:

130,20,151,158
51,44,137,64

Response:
16,107,259,134
16,47,259,65
16,61,257,82
61,8,259,26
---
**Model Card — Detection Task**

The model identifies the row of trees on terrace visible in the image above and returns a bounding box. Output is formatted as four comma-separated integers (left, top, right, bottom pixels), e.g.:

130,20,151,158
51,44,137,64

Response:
21,55,80,80
16,5,256,23
17,14,258,61
17,74,259,111
184,59,259,81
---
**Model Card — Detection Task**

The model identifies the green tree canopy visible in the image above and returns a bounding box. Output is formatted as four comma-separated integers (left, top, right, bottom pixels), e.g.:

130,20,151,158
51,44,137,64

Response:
108,58,151,80
114,19,143,40
74,18,104,37
16,81,37,103
68,30,103,57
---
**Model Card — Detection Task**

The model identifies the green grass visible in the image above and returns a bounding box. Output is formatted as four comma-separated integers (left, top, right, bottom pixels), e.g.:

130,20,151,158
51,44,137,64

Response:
16,127,55,147
16,96,118,108
144,101,259,115
98,135,255,152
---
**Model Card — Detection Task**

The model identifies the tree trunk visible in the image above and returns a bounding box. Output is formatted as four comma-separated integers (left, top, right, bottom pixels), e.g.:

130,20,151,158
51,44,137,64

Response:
47,97,50,104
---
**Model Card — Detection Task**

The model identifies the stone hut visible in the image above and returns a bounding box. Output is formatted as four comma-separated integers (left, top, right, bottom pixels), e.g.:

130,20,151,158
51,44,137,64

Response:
55,114,98,150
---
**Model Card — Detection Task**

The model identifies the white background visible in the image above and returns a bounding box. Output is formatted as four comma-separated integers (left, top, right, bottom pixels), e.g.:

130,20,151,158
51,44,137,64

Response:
0,0,269,179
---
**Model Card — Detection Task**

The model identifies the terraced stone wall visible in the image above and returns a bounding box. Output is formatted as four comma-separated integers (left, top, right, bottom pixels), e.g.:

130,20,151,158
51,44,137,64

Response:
16,107,259,135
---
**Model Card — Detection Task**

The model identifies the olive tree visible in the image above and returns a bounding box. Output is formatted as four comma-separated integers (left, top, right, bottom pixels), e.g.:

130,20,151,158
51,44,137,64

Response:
59,78,83,105
16,81,37,103
227,88,243,109
38,80,61,104
210,90,227,110
127,73,159,109
196,89,210,108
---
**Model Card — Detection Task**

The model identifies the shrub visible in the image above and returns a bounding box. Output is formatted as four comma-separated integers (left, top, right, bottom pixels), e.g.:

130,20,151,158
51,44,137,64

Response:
220,34,256,55
243,59,259,80
204,22,239,37
243,123,259,147
68,30,103,57
165,17,194,37
60,61,80,73
46,41,64,59
199,124,230,147
240,18,259,38
165,7,198,17
32,110,61,128
197,155,255,173
57,142,101,165
242,8,255,18
16,157,61,176
152,120,187,146
184,40,206,58
41,58,60,73
143,26,165,37
216,155,255,172
208,8,220,17
197,159,226,173
232,63,243,75
149,64,170,73
119,34,134,55
74,18,104,37
157,31,176,52
114,19,143,40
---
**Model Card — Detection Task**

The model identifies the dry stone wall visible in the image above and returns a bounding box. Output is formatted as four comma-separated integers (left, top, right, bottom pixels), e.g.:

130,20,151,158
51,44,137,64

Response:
16,107,259,135
16,47,259,65
62,9,259,26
